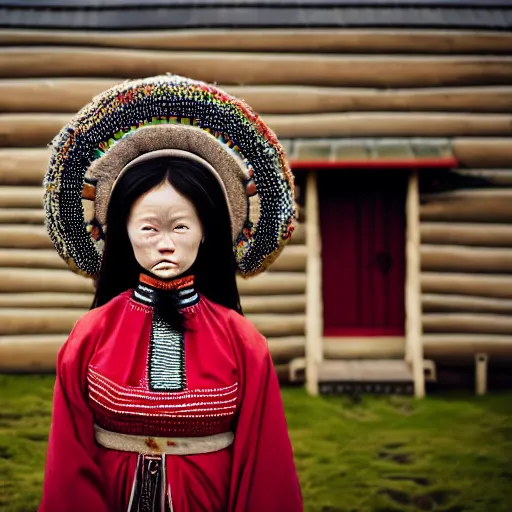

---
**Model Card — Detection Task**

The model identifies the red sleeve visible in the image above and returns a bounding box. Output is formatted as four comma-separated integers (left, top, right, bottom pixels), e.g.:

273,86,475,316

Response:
40,314,111,512
228,315,303,512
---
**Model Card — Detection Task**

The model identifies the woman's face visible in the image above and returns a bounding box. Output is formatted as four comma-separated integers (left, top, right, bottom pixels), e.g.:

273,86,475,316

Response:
127,181,203,280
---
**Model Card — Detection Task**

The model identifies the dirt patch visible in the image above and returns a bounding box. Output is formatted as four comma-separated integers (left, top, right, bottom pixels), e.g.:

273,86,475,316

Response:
380,488,411,506
383,443,406,450
378,451,414,465
428,489,459,506
387,475,430,486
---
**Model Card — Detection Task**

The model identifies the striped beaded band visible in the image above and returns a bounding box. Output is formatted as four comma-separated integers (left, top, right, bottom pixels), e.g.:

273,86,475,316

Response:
44,75,296,279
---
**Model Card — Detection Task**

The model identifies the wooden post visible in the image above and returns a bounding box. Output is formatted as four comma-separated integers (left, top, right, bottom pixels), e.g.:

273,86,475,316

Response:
305,170,323,396
405,170,426,398
475,353,488,396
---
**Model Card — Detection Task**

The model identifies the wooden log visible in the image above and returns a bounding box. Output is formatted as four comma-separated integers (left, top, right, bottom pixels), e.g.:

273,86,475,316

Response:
5,112,512,147
274,363,293,385
0,333,302,372
240,294,305,314
247,314,305,337
422,272,512,299
0,334,67,372
0,148,49,185
0,292,92,309
453,169,512,187
305,170,323,396
420,190,512,223
323,337,405,360
2,48,512,87
1,29,511,54
421,222,512,247
0,208,45,224
423,313,512,334
267,245,307,272
423,334,512,359
289,222,305,245
0,268,94,293
3,79,512,114
266,113,512,139
453,138,512,168
0,225,52,248
236,272,306,295
475,353,488,396
405,170,425,398
267,336,305,364
0,187,43,208
0,308,85,335
0,249,64,269
422,294,512,315
421,245,512,273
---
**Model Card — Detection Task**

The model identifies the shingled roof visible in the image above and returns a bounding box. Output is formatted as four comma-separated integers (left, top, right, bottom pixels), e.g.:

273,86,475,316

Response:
0,0,511,30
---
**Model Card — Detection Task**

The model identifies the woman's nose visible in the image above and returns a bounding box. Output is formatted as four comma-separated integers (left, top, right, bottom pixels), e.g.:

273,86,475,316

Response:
157,234,175,253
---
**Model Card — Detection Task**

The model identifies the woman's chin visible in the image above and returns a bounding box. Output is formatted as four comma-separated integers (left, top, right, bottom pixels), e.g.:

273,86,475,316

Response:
150,267,180,280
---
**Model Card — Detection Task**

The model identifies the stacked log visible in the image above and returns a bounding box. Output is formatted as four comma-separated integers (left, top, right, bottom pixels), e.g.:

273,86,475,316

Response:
420,175,512,360
1,26,512,374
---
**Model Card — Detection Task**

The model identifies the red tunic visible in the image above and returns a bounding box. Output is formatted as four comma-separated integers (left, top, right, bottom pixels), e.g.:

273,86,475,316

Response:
40,291,302,511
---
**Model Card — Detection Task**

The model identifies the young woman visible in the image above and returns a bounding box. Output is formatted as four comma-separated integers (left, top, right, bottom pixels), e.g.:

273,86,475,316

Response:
40,76,302,512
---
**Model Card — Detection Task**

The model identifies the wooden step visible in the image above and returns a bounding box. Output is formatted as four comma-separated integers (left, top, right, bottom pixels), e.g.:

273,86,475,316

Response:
318,359,413,395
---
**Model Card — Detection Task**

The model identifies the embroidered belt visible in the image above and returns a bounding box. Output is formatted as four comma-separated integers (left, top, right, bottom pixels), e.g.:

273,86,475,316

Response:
94,424,234,455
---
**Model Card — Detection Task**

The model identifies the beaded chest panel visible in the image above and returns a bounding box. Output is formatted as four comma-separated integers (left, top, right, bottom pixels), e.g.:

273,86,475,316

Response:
87,367,238,438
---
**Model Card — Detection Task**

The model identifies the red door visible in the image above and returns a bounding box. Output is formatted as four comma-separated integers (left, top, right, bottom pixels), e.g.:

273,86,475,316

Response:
319,171,406,337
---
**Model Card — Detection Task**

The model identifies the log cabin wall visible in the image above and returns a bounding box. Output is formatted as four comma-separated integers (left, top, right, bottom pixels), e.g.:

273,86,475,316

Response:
0,0,511,380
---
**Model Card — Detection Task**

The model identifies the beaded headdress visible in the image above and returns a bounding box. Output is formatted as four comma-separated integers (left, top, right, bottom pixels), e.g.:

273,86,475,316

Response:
44,75,296,278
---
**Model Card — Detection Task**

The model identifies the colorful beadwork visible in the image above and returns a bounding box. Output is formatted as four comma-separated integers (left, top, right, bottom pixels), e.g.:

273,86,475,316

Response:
44,75,296,279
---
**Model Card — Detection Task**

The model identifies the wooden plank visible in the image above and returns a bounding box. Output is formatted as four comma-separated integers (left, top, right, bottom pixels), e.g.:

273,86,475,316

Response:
267,336,305,364
240,294,305,314
0,308,85,335
422,272,512,299
3,79,512,114
420,222,512,247
0,147,49,186
423,334,512,359
247,314,305,337
267,244,307,272
0,186,43,208
421,245,512,273
0,248,64,268
0,268,93,293
0,292,92,309
318,359,412,383
423,313,512,334
405,170,425,398
423,294,512,315
0,225,52,248
2,48,512,87
323,337,405,360
420,189,512,223
0,209,44,224
0,334,67,372
453,169,512,187
305,170,323,396
453,138,512,168
4,112,512,147
236,272,306,295
1,29,511,54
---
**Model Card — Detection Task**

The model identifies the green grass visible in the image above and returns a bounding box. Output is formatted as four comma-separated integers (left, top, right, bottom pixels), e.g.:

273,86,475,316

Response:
1,375,512,511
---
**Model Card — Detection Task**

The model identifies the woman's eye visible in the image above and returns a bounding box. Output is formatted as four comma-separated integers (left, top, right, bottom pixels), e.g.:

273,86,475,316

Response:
141,226,157,232
175,225,188,231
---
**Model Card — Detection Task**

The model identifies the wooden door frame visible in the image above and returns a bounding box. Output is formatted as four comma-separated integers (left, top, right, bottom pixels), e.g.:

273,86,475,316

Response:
301,162,453,397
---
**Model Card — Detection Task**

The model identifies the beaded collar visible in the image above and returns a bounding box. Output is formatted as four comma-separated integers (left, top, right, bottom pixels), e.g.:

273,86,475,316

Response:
132,273,200,309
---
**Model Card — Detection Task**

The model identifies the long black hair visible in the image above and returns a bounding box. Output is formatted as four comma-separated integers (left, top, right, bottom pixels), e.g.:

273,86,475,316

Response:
92,157,242,317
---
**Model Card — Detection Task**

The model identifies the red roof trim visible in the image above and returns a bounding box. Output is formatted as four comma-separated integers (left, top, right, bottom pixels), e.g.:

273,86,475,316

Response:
290,157,458,170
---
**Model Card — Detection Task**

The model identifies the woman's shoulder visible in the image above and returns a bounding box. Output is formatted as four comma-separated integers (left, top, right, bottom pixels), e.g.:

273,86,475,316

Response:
62,291,131,356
